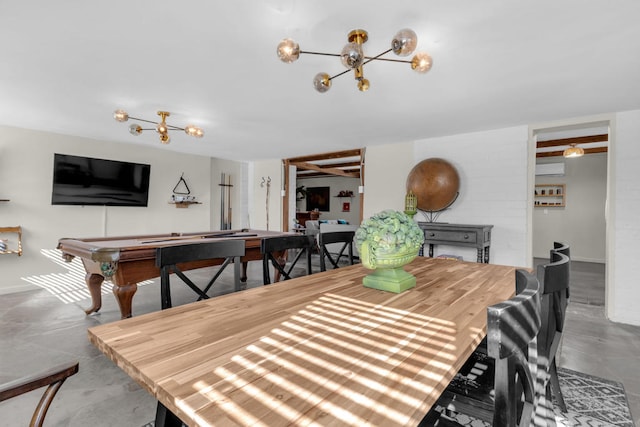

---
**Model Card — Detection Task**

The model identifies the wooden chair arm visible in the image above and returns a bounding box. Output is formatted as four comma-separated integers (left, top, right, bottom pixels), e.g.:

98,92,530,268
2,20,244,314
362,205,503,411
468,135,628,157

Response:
0,360,79,427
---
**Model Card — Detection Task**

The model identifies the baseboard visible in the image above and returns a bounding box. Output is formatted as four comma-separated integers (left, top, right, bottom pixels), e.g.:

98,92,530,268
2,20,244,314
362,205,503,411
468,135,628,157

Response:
571,256,605,264
533,254,605,264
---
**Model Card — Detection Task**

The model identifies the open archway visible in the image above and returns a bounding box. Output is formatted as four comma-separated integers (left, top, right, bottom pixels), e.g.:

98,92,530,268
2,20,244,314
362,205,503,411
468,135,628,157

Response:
282,149,365,231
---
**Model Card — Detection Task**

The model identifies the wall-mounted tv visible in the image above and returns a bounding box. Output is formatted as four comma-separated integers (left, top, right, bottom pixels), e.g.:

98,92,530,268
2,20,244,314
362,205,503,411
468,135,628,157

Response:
51,153,151,207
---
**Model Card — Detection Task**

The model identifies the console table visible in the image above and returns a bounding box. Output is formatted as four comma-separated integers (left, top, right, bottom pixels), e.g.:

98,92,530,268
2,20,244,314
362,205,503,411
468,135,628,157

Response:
418,222,493,263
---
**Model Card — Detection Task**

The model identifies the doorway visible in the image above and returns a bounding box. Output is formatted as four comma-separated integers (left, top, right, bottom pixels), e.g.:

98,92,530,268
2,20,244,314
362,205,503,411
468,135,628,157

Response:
281,149,365,231
531,120,609,306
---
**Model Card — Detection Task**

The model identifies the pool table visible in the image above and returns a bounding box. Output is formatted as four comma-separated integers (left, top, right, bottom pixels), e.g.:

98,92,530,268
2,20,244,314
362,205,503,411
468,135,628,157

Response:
57,229,288,318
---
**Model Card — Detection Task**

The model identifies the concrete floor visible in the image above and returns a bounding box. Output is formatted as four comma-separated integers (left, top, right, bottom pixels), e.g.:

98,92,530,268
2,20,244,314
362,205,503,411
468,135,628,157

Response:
1,257,638,426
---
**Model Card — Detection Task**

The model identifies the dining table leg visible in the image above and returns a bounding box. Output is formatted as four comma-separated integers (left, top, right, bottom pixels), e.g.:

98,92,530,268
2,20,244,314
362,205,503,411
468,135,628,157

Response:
155,402,183,427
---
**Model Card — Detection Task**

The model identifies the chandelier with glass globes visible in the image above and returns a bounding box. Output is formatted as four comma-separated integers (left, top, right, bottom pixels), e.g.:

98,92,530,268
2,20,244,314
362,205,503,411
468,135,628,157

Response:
276,28,432,93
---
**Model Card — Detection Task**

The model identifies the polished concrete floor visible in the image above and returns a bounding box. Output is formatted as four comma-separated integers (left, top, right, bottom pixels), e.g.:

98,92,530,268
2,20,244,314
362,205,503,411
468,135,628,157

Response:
1,257,638,426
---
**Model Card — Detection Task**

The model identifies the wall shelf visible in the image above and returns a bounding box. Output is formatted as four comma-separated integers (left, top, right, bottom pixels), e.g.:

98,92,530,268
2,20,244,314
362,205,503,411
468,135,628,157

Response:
534,184,565,207
334,191,354,198
0,226,23,256
169,201,201,209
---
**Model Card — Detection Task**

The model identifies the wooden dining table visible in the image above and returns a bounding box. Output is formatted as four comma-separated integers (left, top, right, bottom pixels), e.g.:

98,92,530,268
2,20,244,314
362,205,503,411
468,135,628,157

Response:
88,257,517,426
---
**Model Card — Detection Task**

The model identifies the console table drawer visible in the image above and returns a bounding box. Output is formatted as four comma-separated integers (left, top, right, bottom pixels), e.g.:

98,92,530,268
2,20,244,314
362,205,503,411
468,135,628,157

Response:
418,223,493,263
425,230,477,244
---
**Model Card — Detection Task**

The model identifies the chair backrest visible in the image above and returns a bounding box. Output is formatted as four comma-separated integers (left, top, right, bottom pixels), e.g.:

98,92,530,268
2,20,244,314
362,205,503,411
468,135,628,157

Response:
552,241,571,299
156,239,245,266
0,360,79,427
487,269,542,427
552,241,570,259
318,230,355,271
156,240,246,309
536,250,570,357
261,234,314,284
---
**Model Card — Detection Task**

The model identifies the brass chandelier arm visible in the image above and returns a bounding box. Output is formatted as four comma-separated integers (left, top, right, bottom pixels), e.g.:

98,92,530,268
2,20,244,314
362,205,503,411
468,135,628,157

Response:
302,48,404,81
299,50,341,57
362,48,394,65
128,116,185,131
329,69,353,81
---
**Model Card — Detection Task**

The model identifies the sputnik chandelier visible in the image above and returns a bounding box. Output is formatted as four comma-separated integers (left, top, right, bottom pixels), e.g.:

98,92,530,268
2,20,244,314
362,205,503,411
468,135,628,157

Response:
113,110,204,144
277,28,432,93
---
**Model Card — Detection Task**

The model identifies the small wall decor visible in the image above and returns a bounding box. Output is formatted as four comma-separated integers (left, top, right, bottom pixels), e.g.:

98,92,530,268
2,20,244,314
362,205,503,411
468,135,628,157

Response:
336,190,354,197
296,185,307,201
261,176,272,230
171,173,199,207
306,186,330,211
342,202,350,212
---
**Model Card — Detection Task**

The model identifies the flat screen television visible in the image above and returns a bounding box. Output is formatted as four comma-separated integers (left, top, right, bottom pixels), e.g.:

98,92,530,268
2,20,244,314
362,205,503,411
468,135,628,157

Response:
51,153,151,206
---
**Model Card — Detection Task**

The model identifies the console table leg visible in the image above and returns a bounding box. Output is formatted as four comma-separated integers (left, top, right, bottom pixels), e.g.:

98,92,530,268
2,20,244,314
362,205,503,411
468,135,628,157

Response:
429,244,434,258
477,249,483,263
484,247,490,264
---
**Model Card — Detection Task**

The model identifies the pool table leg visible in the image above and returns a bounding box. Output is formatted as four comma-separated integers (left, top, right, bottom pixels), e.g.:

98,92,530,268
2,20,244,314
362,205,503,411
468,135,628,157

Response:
241,261,249,283
112,282,138,319
84,273,104,315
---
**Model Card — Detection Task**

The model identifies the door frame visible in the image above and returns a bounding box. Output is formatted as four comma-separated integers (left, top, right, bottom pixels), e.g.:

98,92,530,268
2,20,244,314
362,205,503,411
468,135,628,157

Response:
282,149,365,231
528,113,614,313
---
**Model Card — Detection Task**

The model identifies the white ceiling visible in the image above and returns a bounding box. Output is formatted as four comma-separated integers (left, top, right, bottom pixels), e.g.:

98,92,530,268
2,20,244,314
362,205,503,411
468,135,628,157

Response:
1,1,639,162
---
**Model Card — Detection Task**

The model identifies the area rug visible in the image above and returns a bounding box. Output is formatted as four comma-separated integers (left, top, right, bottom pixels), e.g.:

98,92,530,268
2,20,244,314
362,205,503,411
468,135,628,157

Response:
435,367,634,427
142,367,634,427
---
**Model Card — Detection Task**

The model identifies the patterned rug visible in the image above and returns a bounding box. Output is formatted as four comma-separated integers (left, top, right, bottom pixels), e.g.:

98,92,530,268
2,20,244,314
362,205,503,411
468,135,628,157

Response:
142,368,633,427
436,367,633,427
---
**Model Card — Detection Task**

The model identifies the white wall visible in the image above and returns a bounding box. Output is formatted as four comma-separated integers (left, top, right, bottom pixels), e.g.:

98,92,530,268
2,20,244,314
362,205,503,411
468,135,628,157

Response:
362,142,414,219
609,109,640,325
533,154,607,262
0,125,236,294
295,176,360,225
210,158,248,230
251,160,282,231
413,126,530,268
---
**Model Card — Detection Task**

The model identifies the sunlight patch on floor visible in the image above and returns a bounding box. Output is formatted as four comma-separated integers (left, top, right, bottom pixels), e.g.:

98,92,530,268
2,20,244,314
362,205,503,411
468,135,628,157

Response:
20,249,153,304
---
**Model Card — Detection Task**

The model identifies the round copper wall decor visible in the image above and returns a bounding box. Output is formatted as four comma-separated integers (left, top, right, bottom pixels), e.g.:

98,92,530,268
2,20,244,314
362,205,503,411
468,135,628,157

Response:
406,158,460,212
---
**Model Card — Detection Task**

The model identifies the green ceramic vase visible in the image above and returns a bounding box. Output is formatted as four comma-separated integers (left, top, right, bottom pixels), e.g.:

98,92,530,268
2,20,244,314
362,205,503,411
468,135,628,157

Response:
359,241,420,293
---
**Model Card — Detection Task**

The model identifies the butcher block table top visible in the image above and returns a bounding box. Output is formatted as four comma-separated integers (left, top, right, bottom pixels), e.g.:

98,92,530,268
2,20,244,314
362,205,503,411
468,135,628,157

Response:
88,257,517,426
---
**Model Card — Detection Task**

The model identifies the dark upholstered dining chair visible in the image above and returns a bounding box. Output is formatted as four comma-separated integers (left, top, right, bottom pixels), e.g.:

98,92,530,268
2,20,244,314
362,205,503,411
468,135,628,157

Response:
318,230,356,271
536,249,571,415
0,360,79,427
553,241,571,299
420,269,542,427
261,234,314,284
156,240,245,309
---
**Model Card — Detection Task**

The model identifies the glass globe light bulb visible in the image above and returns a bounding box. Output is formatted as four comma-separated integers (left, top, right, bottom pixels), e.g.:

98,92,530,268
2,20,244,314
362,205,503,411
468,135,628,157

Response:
391,28,418,57
184,125,196,136
128,124,142,135
277,38,300,63
157,122,168,134
340,42,364,69
411,51,433,73
185,125,204,138
357,78,370,92
313,72,331,93
113,109,129,122
159,133,170,144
